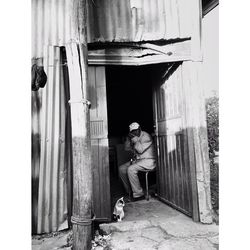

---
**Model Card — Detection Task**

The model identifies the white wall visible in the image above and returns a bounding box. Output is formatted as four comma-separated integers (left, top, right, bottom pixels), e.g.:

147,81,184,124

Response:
202,6,219,98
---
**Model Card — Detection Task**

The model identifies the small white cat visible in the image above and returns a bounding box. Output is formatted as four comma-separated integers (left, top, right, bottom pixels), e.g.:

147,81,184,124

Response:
112,197,125,222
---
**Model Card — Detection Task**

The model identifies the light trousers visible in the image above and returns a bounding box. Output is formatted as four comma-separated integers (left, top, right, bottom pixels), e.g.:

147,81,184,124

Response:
118,159,156,198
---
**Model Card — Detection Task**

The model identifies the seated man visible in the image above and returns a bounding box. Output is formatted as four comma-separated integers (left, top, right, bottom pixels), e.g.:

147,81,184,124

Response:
118,122,156,201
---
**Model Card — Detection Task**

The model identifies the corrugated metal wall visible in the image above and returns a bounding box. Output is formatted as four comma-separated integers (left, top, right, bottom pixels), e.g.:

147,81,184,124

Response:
87,0,192,43
31,0,200,233
32,0,194,58
32,46,72,234
31,0,74,58
154,64,193,216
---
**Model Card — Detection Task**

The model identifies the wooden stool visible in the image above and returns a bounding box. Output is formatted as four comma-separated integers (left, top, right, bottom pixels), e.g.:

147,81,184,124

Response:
139,168,155,201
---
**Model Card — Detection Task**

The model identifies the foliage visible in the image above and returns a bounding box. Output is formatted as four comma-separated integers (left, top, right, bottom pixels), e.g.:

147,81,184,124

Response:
205,95,219,212
92,230,112,250
206,95,219,158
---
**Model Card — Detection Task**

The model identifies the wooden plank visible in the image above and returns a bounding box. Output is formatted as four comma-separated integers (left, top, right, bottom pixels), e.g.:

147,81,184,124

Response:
96,67,108,125
87,66,97,118
89,66,111,222
182,61,212,223
99,138,111,220
91,139,100,218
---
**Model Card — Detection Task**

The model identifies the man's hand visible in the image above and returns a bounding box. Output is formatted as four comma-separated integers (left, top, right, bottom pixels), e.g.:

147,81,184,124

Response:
131,136,139,144
128,132,135,139
125,136,133,151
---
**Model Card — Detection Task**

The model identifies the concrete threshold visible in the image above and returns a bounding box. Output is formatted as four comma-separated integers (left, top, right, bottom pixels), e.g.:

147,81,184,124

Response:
99,198,219,250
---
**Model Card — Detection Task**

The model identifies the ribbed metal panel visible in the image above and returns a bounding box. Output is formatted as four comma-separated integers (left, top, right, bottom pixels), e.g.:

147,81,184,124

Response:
32,0,194,58
154,64,192,216
87,0,192,42
32,0,74,58
32,46,72,234
32,90,43,234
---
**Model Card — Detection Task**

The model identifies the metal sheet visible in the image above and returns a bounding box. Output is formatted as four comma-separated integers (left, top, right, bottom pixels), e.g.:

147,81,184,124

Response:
87,0,192,43
153,64,193,216
31,0,74,58
32,46,72,234
32,0,194,58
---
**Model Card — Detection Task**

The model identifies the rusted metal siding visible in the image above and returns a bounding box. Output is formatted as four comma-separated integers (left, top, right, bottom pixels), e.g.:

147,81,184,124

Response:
32,0,196,58
87,0,193,43
32,46,72,234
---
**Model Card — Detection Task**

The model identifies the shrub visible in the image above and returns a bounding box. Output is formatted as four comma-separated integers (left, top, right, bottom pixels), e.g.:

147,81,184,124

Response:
206,95,219,158
206,95,219,211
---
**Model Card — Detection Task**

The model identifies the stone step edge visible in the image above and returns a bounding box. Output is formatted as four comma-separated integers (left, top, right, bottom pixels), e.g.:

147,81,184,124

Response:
99,220,153,235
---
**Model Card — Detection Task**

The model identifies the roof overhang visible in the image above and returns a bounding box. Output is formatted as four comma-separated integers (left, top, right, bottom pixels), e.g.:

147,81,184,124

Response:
88,40,192,66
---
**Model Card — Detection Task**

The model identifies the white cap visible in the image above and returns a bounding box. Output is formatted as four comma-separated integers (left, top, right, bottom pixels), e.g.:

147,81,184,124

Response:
129,122,140,131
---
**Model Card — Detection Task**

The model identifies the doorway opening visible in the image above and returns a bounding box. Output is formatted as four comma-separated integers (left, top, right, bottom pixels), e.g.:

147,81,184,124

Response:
106,65,159,206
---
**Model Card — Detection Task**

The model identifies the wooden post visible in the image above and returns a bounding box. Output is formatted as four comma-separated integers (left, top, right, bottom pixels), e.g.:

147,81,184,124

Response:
182,61,213,224
66,0,92,249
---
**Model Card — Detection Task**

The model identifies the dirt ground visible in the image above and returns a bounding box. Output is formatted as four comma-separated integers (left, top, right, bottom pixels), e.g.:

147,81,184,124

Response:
32,230,73,250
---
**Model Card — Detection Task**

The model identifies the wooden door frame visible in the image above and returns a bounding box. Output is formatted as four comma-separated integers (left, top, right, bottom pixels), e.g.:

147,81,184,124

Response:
87,41,212,223
88,66,111,222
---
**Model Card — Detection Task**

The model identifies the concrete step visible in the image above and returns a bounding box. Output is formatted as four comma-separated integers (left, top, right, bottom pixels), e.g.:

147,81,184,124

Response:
99,220,152,235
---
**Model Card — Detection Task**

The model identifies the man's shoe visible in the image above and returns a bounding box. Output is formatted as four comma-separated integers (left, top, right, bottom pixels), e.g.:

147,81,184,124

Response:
132,195,145,202
123,195,132,203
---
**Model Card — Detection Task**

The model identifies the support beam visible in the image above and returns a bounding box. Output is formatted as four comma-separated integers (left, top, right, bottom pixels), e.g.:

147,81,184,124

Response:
66,0,92,249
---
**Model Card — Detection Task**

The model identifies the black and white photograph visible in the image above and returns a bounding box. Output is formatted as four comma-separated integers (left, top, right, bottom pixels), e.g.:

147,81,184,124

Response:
12,0,250,249
29,0,219,249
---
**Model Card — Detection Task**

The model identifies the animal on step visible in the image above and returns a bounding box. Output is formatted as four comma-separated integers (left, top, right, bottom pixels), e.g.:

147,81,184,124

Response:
112,197,125,222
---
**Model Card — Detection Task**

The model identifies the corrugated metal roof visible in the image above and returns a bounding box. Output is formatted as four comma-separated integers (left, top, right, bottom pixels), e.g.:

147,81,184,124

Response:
32,0,195,58
32,46,72,234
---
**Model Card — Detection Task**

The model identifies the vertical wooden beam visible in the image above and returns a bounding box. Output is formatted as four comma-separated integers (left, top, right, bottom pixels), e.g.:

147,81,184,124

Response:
66,0,92,249
182,61,212,223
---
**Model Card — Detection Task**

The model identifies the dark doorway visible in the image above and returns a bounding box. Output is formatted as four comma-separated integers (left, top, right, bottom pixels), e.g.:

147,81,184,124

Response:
105,65,156,206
